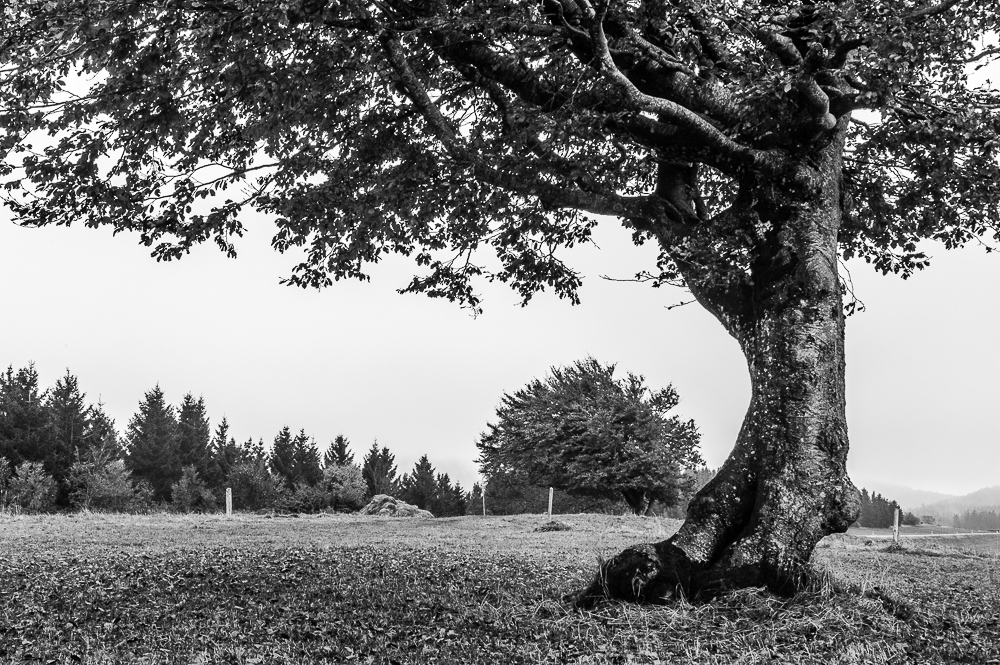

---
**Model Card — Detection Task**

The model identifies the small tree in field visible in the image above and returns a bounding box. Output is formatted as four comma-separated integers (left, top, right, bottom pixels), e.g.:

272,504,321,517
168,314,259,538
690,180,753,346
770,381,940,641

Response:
8,462,57,513
322,463,367,512
478,358,702,515
228,459,279,512
171,465,218,513
67,441,139,512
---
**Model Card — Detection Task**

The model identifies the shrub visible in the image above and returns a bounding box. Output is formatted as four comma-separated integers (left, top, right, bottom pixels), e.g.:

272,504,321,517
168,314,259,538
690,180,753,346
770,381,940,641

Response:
277,482,329,514
171,465,218,513
67,448,139,512
0,458,11,513
228,459,279,511
8,462,57,513
323,464,367,512
130,479,157,513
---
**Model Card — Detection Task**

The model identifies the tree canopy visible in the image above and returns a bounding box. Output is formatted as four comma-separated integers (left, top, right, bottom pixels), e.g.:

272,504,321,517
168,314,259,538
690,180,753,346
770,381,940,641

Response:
1,0,997,310
477,357,702,514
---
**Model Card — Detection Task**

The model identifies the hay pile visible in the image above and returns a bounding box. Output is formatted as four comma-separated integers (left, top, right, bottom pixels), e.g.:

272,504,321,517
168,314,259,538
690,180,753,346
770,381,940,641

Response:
360,494,434,518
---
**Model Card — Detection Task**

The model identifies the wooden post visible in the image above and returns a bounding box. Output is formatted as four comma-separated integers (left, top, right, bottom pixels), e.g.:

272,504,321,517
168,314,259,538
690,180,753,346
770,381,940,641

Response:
482,487,486,517
548,487,554,520
226,487,232,517
892,507,899,544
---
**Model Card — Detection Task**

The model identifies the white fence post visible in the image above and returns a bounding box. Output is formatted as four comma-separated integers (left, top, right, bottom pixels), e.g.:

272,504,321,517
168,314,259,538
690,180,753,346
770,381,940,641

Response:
548,487,554,520
893,507,899,544
226,487,232,517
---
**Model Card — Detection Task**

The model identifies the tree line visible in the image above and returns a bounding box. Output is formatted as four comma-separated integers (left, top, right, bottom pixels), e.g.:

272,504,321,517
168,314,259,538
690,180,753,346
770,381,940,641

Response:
0,364,470,516
951,510,1000,531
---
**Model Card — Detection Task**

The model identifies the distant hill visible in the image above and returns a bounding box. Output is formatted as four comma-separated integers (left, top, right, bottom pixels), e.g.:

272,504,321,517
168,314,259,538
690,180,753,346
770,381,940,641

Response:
916,484,1000,520
851,478,956,512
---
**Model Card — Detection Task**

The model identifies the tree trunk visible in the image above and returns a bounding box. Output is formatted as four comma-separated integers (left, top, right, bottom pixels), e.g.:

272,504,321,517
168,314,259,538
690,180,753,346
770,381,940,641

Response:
621,488,651,516
575,142,861,606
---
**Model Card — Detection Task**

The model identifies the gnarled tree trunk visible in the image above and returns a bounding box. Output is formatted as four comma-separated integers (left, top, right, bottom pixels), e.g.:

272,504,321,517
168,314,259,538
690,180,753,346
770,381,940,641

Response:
575,139,862,606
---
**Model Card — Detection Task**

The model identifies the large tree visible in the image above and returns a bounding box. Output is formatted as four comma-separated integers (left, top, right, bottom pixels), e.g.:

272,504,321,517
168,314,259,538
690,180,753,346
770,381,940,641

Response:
2,0,999,599
477,357,702,515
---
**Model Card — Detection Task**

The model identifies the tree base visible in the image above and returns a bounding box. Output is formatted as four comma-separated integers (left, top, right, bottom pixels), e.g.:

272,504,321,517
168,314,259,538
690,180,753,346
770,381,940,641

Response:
570,539,816,609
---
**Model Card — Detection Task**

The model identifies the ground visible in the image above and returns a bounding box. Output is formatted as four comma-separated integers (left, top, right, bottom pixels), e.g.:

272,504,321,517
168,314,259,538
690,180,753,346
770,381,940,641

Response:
0,513,997,664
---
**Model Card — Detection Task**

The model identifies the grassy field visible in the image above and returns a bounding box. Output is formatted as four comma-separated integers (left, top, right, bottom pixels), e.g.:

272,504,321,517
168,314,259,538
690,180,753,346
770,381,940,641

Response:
1,513,998,664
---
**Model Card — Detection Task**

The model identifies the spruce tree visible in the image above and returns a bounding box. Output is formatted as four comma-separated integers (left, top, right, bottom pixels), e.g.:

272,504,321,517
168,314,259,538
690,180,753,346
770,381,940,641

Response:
323,434,354,468
361,441,398,499
293,429,323,487
125,385,179,502
44,370,91,490
0,364,52,471
270,426,297,489
466,483,484,517
399,455,437,511
175,394,213,480
208,417,243,490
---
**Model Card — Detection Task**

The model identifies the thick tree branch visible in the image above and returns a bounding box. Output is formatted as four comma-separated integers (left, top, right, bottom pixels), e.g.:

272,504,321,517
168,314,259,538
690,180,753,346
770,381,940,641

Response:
756,29,803,67
905,0,963,20
589,13,785,176
673,0,732,69
378,27,674,222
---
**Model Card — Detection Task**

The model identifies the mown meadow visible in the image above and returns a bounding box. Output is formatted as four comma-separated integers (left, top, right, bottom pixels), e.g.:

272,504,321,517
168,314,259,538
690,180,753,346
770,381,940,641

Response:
1,513,998,664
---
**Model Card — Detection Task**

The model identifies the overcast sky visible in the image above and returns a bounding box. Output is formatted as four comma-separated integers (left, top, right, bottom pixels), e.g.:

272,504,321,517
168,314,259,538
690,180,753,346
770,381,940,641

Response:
1,204,997,497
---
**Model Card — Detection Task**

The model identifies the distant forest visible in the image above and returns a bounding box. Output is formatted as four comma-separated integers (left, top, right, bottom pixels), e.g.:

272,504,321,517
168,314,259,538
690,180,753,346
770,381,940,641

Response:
950,510,1000,531
0,363,475,516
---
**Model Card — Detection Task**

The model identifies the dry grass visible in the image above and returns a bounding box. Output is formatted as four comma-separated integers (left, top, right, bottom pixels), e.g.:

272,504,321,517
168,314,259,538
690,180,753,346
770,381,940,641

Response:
1,512,998,664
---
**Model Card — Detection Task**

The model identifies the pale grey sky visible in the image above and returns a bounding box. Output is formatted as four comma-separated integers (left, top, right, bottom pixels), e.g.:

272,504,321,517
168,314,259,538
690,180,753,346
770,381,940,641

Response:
1,206,997,497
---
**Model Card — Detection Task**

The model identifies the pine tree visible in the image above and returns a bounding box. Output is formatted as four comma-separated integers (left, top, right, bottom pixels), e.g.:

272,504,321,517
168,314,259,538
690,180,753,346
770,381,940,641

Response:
270,426,297,489
86,402,123,461
0,364,53,471
44,370,91,490
208,417,243,490
466,483,484,516
399,455,437,511
293,429,323,486
323,434,354,468
125,385,179,502
361,441,398,499
175,394,212,480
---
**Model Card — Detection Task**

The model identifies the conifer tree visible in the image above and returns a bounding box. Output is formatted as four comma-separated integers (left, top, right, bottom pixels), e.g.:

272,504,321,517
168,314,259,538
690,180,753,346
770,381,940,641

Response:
175,394,213,481
208,417,243,489
293,429,323,487
361,441,399,499
125,385,179,502
0,364,52,471
323,434,354,468
44,371,91,490
466,483,484,516
270,426,297,489
400,455,437,510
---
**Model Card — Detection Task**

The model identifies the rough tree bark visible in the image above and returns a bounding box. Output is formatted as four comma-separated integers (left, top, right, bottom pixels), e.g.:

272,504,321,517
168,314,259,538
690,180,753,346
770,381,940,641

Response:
574,130,862,606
